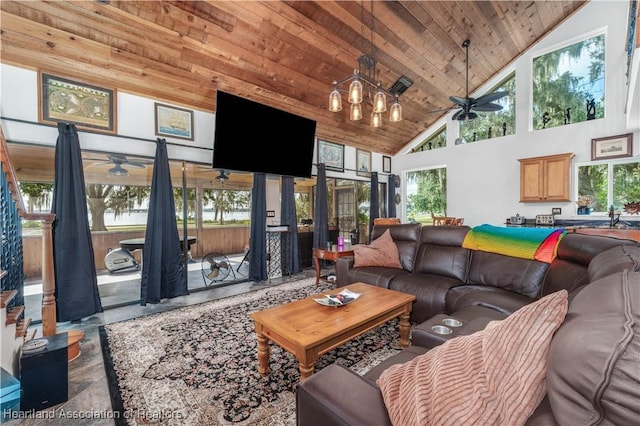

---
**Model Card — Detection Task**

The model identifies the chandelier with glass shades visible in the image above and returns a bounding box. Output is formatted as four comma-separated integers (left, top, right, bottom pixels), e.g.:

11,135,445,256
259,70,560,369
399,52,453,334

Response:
328,1,411,128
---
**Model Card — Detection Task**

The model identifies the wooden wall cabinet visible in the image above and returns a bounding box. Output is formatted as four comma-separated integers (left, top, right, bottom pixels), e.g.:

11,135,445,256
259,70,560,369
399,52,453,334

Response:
518,153,574,202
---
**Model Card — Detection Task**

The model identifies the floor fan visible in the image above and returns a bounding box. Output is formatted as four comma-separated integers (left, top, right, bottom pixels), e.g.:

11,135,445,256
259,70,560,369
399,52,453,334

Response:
201,252,235,286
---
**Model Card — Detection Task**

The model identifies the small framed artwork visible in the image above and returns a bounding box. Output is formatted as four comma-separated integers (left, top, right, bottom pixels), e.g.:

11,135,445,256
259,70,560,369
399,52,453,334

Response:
39,72,117,133
356,149,372,177
591,133,633,161
317,139,345,172
382,155,391,173
155,103,195,141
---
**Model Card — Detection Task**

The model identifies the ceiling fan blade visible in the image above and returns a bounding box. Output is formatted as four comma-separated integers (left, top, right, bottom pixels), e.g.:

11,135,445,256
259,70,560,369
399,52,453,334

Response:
474,91,509,106
127,162,147,169
473,103,504,112
449,96,471,107
88,160,114,167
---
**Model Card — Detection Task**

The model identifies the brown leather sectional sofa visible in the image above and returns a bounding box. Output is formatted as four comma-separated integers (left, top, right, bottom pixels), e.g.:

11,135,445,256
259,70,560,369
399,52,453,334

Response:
297,223,640,425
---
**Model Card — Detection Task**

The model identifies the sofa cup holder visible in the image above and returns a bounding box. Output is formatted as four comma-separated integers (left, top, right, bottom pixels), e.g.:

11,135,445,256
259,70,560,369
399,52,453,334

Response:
442,318,462,327
431,325,453,335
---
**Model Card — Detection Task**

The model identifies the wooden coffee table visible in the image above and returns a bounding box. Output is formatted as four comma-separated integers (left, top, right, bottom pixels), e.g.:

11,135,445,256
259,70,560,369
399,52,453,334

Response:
250,282,416,381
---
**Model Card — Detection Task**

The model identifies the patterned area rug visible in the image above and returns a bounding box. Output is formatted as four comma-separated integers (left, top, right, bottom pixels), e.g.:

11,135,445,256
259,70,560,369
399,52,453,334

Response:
99,278,401,425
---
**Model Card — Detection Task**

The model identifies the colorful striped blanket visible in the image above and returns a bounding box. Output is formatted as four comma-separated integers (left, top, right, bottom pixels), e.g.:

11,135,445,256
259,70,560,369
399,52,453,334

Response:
462,224,567,263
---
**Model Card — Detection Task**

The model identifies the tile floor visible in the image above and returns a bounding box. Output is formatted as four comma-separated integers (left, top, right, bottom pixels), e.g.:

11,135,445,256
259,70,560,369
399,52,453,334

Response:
6,257,321,426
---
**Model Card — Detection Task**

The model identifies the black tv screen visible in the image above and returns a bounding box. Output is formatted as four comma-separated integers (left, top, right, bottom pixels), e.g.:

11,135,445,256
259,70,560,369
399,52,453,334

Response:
212,91,317,178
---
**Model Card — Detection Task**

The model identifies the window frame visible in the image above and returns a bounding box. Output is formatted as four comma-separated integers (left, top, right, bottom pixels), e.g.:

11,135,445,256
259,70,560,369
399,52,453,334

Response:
529,27,607,132
574,156,639,216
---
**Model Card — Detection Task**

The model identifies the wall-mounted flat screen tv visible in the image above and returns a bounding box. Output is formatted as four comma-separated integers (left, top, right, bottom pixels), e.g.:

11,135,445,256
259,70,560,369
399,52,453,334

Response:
212,91,317,178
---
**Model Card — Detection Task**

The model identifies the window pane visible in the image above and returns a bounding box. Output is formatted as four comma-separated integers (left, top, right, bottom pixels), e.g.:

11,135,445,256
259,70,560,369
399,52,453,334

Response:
460,73,515,143
533,34,605,130
613,162,640,208
411,126,446,152
577,163,608,212
406,167,447,224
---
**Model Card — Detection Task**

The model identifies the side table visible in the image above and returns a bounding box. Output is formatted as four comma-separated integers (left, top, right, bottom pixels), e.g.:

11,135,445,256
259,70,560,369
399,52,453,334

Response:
312,246,354,285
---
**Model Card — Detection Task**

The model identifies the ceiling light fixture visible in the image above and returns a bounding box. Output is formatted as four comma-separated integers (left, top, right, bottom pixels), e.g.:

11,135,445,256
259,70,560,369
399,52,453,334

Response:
328,0,411,128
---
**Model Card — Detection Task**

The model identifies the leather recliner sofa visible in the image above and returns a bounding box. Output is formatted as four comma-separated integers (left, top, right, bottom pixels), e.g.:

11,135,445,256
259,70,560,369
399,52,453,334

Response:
298,224,640,425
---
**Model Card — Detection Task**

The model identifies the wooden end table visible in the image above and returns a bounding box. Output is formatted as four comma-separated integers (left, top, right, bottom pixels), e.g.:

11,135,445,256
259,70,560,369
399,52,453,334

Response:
312,246,354,285
250,282,415,381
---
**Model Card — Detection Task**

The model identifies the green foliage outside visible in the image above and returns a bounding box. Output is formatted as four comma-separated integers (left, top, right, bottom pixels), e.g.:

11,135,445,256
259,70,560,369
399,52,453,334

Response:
533,34,605,130
578,162,640,212
412,126,447,152
461,74,515,143
406,168,447,223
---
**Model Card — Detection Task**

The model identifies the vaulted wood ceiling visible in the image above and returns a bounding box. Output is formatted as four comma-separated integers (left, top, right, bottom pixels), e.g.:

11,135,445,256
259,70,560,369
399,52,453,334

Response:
1,0,587,155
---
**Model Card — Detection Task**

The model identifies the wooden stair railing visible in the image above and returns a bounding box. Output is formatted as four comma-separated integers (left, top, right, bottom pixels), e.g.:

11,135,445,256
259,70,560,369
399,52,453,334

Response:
0,128,57,336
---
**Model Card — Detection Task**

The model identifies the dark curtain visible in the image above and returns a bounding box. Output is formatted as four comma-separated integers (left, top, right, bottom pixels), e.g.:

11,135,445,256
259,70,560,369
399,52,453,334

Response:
281,176,300,273
51,122,102,321
388,174,397,218
369,171,379,240
249,173,267,281
312,163,328,249
140,138,188,305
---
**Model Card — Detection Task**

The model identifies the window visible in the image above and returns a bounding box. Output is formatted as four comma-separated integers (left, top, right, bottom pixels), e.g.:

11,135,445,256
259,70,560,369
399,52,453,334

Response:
577,159,640,214
460,72,515,143
411,126,446,152
406,167,447,224
533,33,605,130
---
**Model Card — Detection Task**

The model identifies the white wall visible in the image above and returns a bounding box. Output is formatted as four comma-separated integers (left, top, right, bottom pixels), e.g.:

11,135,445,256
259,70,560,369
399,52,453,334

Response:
393,0,640,226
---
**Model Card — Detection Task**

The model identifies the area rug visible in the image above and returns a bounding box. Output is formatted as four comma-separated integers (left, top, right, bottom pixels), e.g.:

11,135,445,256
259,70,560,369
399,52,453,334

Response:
99,278,401,425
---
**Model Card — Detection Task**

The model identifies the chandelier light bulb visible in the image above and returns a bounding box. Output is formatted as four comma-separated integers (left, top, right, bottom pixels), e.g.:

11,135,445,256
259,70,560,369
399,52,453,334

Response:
371,111,382,127
350,103,363,121
389,99,402,122
329,86,342,112
348,72,363,104
373,87,387,113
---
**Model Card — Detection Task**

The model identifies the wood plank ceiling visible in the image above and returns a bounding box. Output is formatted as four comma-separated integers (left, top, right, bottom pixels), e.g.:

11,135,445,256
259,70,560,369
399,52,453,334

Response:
1,0,587,156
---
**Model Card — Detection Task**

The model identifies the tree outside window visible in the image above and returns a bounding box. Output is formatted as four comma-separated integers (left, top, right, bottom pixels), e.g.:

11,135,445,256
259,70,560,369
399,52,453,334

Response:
460,73,515,143
411,126,446,152
406,167,447,224
533,33,605,130
577,160,640,214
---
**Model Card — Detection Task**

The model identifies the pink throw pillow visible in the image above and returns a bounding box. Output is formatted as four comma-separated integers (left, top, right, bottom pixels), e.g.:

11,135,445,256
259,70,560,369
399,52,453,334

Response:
377,290,568,426
352,229,403,269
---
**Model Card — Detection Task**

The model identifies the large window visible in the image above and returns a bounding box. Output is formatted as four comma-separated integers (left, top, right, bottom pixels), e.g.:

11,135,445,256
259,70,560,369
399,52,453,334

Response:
577,159,640,214
406,167,447,224
533,33,605,130
460,72,515,143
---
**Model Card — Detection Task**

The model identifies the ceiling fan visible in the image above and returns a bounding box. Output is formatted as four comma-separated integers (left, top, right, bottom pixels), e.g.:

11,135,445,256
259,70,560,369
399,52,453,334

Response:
91,154,150,176
444,39,509,121
215,169,231,182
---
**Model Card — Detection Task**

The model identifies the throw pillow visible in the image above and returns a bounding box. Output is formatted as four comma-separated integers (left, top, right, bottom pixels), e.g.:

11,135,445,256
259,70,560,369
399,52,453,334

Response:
353,229,403,269
377,290,568,426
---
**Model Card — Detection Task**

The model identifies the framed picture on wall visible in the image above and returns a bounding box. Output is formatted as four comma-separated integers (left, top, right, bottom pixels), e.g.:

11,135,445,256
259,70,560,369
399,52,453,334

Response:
154,103,195,141
356,149,371,177
591,133,633,160
382,155,391,173
317,139,344,172
39,72,117,134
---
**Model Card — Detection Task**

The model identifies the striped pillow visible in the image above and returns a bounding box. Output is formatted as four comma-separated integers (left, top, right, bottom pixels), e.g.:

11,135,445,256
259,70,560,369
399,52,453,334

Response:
377,290,568,426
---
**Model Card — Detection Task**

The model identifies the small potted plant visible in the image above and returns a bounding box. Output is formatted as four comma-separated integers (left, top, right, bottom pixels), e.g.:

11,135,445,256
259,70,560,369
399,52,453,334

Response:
576,195,594,215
